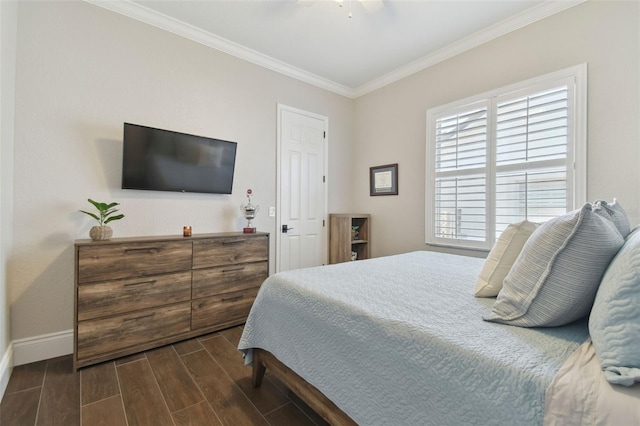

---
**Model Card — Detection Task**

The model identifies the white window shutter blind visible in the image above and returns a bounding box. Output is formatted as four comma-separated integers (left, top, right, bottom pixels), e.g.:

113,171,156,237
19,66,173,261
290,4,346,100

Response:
494,85,569,238
435,175,487,241
495,86,568,166
435,108,487,171
432,105,488,246
426,65,585,250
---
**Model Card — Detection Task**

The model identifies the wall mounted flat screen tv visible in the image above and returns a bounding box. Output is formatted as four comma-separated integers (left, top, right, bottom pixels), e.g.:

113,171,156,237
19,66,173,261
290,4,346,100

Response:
122,123,237,194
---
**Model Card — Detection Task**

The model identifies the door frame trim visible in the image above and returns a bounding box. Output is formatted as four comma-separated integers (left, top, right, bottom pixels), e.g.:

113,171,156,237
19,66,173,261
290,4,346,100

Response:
276,103,329,273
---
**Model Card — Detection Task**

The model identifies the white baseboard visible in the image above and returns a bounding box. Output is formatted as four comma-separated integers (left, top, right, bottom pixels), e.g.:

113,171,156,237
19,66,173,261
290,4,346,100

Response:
12,329,73,367
0,342,13,401
0,331,72,402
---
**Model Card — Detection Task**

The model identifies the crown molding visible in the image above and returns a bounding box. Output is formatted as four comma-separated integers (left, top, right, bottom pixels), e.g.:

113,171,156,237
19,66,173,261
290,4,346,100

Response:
84,0,355,98
353,0,587,97
84,0,586,100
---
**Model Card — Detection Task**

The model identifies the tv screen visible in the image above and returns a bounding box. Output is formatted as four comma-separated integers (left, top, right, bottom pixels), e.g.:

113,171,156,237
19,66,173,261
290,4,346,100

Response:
121,123,237,195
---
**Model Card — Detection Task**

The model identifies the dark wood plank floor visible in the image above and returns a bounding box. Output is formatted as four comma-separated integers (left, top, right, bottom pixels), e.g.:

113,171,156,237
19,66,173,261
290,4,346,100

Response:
0,326,329,426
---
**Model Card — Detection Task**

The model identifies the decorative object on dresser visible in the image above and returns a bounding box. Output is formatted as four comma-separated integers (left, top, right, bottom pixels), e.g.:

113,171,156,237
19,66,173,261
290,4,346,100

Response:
240,188,260,233
74,231,269,370
79,198,125,241
329,214,370,264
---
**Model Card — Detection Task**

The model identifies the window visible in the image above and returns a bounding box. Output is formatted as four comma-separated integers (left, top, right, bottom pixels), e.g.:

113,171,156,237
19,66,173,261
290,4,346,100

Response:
426,65,586,250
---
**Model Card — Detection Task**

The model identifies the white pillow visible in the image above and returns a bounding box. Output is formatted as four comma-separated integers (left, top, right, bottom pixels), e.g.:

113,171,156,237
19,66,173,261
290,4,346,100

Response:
484,203,624,327
474,220,539,298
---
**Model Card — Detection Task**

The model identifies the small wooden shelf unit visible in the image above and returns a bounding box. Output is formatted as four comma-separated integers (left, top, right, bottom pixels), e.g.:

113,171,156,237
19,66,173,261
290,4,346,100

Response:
73,231,269,370
329,214,370,264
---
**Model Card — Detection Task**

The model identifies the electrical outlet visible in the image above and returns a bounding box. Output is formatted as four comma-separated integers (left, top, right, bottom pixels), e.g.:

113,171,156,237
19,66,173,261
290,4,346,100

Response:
269,206,276,217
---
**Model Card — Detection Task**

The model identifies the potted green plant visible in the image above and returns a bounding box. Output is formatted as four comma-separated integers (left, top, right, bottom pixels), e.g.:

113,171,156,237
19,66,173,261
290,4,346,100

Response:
80,198,125,241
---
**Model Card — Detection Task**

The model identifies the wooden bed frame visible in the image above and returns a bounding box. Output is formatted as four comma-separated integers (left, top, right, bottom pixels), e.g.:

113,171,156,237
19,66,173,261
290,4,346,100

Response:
251,348,357,425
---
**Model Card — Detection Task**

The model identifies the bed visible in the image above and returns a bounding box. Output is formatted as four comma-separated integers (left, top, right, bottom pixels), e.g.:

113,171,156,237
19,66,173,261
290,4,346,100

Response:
239,204,640,425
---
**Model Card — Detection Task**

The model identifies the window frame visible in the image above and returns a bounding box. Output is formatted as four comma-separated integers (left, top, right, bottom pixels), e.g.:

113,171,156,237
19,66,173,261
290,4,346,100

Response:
425,64,587,250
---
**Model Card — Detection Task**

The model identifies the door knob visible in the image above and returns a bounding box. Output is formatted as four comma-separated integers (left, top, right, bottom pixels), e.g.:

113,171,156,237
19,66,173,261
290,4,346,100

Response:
282,224,294,233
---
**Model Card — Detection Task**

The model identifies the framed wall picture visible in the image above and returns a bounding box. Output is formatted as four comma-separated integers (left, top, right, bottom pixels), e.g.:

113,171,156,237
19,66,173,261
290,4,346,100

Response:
369,163,398,196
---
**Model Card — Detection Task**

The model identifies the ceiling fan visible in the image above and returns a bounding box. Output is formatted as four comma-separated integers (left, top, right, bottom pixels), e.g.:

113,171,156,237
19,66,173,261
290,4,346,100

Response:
298,0,384,18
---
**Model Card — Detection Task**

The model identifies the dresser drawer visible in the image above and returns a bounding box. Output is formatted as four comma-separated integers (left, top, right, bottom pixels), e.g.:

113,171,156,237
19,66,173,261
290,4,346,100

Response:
77,271,192,321
77,241,192,284
192,261,267,299
191,288,259,330
77,302,191,361
192,235,268,269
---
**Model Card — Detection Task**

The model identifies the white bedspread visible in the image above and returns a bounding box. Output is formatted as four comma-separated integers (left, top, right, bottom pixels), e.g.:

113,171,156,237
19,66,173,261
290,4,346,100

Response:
239,251,589,425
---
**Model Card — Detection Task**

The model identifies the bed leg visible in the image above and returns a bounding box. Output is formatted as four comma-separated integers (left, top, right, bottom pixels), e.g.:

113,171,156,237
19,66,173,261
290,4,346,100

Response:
252,349,267,388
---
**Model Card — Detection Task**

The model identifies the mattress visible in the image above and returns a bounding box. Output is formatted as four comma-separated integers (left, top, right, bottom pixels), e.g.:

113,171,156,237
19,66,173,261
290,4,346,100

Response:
239,251,589,425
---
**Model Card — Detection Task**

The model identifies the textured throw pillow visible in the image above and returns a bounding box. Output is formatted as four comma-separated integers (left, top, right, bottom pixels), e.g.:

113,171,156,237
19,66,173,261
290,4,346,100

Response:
593,198,631,238
484,203,624,327
475,220,539,298
589,227,640,386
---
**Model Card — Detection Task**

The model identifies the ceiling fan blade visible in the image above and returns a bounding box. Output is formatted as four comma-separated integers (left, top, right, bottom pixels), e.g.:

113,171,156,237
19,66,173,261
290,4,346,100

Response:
360,0,383,14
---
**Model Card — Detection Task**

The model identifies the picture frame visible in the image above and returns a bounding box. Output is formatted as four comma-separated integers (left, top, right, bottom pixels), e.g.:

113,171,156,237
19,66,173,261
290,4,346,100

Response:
369,163,398,196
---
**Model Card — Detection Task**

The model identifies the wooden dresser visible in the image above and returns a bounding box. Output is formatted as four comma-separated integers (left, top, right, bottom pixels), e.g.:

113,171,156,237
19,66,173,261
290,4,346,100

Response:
74,232,269,369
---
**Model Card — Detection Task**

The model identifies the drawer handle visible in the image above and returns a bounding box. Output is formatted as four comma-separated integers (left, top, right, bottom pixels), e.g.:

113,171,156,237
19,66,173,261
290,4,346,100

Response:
123,313,155,322
124,248,159,254
222,266,245,273
221,294,245,303
222,239,245,245
124,279,157,287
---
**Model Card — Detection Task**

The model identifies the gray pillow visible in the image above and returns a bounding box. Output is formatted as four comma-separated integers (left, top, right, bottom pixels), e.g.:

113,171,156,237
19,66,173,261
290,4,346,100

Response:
589,226,640,386
593,199,630,238
484,203,624,327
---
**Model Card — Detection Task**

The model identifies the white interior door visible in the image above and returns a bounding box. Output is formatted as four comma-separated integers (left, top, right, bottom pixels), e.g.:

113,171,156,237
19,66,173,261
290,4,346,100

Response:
277,104,328,272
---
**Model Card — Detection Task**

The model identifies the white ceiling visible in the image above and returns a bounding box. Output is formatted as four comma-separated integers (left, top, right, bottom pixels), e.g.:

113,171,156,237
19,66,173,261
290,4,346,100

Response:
89,0,584,98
